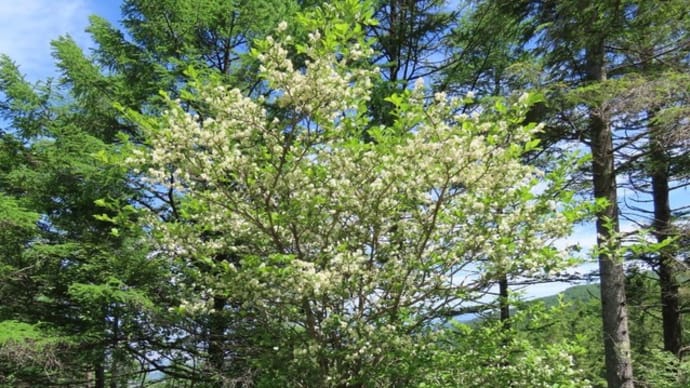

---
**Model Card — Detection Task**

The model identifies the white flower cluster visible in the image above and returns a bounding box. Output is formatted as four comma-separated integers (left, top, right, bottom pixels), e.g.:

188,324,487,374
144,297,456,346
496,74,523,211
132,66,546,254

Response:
130,17,581,384
258,32,375,123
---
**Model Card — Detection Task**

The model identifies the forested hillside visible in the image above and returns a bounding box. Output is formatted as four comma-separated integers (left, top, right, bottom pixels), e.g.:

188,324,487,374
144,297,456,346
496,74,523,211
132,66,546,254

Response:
1,1,688,387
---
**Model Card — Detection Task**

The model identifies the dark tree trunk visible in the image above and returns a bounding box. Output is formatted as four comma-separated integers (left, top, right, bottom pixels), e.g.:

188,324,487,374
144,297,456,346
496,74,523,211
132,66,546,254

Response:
499,274,510,325
109,311,120,388
649,123,682,356
95,308,108,388
94,358,105,388
586,41,634,387
209,295,227,379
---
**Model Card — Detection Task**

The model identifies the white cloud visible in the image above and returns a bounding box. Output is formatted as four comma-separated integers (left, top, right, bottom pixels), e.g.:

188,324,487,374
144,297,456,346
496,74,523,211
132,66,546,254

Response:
0,0,94,81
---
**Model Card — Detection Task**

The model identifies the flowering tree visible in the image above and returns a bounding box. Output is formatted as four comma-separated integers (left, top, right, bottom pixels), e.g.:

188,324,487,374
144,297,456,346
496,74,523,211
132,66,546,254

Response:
126,2,584,385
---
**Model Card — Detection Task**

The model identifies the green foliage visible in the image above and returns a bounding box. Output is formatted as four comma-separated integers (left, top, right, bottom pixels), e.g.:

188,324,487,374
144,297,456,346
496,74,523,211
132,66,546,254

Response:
0,321,44,344
0,55,50,138
0,321,66,386
634,348,690,388
421,303,591,387
1,0,687,385
120,1,587,384
0,8,169,387
529,274,690,387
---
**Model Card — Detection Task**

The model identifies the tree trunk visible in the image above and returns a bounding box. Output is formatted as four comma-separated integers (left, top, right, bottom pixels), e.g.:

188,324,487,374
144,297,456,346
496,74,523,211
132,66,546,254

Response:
110,312,120,388
649,122,682,356
95,308,108,388
209,295,227,382
499,274,510,325
586,41,634,387
94,358,105,388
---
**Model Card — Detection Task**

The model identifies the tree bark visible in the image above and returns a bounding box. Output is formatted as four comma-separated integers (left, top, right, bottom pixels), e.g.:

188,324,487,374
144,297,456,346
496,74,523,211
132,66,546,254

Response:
95,308,108,388
110,315,119,388
208,295,227,383
94,358,105,388
649,122,682,356
499,274,510,325
586,40,634,387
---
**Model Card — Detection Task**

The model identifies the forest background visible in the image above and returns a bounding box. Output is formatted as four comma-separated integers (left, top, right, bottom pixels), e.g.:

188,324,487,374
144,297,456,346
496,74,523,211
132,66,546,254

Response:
1,1,689,387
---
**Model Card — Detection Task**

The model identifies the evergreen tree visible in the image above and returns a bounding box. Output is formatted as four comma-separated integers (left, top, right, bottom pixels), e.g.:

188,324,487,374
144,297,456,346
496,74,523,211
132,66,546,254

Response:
0,53,165,386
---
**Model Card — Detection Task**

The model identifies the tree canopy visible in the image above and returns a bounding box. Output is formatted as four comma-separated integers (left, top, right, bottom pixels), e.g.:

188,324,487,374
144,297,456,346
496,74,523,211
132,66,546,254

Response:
1,0,689,387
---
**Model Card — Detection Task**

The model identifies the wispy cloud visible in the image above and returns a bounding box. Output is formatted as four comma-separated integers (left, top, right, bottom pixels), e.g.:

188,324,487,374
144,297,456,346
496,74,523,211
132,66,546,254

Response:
0,0,94,81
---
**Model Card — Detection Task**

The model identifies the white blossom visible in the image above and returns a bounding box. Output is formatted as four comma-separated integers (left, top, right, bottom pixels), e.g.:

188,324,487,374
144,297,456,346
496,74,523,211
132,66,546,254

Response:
126,14,584,384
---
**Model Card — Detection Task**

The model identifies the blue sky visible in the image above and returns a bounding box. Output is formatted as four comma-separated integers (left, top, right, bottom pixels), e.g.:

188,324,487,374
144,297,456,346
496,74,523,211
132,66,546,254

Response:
0,0,120,82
